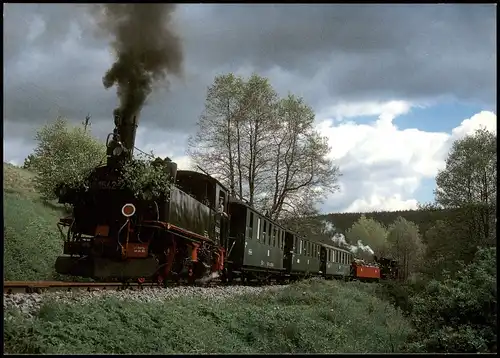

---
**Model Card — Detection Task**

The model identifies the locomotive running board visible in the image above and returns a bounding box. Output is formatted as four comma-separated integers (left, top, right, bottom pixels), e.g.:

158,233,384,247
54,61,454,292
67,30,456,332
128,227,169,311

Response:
142,221,217,244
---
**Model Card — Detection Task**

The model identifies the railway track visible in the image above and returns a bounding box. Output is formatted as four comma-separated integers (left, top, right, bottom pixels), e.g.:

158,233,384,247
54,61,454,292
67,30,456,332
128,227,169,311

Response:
3,281,160,294
3,278,276,295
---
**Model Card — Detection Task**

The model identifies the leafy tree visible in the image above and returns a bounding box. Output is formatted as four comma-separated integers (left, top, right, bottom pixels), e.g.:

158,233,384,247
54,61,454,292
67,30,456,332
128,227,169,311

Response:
22,154,39,171
345,215,389,258
406,247,497,353
434,127,497,248
386,217,425,281
188,73,340,220
30,117,106,200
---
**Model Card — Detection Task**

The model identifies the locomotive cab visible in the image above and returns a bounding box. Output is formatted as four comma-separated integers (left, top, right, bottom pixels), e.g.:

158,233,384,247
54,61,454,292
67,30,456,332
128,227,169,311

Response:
175,170,230,246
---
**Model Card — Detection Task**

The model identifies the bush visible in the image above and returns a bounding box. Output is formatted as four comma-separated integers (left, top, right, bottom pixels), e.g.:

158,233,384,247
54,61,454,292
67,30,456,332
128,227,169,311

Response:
118,156,174,200
30,117,106,200
405,247,497,353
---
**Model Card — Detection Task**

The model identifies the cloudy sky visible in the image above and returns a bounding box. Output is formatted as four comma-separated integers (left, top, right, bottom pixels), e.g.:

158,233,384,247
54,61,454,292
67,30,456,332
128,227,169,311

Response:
3,4,497,214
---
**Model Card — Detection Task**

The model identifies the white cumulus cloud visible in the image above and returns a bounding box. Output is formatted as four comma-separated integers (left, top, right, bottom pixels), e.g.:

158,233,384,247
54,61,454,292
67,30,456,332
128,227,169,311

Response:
318,104,497,213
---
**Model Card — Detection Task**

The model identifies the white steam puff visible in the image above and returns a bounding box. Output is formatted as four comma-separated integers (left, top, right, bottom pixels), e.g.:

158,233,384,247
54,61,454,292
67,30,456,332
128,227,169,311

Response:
321,220,335,234
351,240,375,255
326,223,375,257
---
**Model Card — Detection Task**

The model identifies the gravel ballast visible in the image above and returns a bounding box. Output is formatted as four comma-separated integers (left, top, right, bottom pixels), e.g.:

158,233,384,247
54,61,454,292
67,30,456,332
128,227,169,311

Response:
4,284,287,319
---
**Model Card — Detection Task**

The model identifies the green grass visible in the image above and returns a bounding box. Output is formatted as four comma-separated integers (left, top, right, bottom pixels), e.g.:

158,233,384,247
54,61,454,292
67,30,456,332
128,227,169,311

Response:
3,163,69,281
4,279,413,354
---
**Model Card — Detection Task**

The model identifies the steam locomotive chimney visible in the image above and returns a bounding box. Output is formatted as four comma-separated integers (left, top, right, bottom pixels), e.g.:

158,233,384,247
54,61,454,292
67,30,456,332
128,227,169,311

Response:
114,108,139,160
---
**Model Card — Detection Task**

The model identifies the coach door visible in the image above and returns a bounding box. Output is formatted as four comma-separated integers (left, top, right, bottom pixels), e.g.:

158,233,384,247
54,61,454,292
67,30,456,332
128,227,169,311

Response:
320,246,327,276
283,231,294,272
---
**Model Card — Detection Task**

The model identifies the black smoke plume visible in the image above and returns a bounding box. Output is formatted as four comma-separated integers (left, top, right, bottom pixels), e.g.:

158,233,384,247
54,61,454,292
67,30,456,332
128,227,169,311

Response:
92,4,183,121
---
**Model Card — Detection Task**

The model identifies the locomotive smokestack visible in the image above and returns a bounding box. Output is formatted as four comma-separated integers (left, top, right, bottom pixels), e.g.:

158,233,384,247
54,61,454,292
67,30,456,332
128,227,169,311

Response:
91,4,183,157
113,108,139,159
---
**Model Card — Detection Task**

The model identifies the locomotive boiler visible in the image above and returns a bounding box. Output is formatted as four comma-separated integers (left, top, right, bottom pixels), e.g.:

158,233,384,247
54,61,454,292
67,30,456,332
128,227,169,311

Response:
55,110,229,284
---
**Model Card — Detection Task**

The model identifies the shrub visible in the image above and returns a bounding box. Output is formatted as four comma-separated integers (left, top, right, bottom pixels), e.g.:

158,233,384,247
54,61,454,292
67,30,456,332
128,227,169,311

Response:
406,247,497,353
30,117,106,200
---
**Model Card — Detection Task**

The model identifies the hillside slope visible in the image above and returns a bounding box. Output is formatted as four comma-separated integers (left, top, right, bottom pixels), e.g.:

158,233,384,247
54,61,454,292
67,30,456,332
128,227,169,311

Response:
3,163,67,280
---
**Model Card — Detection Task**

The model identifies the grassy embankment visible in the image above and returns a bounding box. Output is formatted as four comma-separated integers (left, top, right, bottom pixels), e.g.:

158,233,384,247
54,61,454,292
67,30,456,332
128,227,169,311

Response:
4,279,412,354
3,163,413,354
3,163,67,281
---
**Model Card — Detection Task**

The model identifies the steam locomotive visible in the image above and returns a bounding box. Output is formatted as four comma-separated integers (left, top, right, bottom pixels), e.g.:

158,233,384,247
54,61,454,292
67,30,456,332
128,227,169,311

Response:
55,111,398,284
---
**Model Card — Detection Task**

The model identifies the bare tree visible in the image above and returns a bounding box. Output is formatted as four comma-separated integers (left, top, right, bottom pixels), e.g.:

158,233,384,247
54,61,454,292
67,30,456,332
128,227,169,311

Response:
265,94,340,220
237,74,278,206
188,73,341,221
187,74,245,198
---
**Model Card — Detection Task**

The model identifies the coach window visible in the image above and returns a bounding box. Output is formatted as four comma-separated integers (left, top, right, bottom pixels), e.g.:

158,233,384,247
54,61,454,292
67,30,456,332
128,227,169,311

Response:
256,217,261,242
300,240,303,255
272,227,276,247
281,232,285,250
248,212,254,240
262,221,267,243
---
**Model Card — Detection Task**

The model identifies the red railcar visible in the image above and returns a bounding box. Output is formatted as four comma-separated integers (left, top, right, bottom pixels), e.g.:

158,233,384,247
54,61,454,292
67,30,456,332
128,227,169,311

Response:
351,260,380,282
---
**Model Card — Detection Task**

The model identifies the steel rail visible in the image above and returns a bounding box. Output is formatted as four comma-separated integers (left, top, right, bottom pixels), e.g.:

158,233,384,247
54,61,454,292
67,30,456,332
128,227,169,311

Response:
3,281,161,294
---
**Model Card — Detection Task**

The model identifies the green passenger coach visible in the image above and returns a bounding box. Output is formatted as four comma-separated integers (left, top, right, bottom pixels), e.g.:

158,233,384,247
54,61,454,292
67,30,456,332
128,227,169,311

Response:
320,244,353,279
283,231,322,277
225,198,285,281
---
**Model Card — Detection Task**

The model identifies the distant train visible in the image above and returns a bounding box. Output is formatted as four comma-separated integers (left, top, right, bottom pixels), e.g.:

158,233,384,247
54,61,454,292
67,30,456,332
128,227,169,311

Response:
54,111,398,285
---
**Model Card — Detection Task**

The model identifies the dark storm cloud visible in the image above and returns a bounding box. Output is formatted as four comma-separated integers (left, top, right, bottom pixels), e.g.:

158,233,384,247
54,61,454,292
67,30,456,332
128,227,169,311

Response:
179,4,495,104
4,3,496,138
